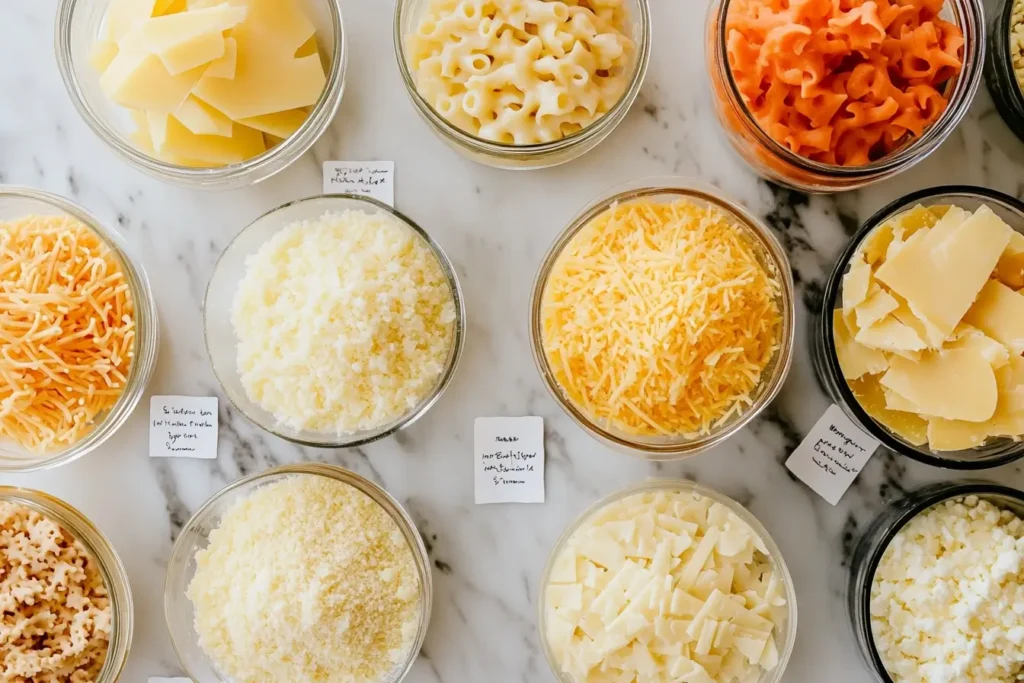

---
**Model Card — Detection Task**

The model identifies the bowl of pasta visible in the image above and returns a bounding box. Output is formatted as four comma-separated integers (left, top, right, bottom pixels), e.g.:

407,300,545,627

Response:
705,0,985,192
394,0,651,169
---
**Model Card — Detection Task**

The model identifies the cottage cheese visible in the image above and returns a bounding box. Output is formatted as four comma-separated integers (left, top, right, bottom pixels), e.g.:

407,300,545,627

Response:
870,496,1024,683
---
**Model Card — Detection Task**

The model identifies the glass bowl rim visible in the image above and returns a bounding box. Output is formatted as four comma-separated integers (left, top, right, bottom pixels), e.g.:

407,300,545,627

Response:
529,179,796,459
203,192,466,448
0,485,134,682
850,480,1024,683
163,462,433,683
991,0,1024,113
819,184,1024,470
537,478,799,683
53,0,348,186
0,185,159,473
392,0,652,156
708,0,986,177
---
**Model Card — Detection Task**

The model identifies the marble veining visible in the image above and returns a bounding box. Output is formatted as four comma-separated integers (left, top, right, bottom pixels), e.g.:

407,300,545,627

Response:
2,1,1024,682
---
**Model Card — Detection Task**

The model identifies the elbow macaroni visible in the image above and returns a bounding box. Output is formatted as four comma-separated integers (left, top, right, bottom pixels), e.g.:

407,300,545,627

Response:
407,0,635,144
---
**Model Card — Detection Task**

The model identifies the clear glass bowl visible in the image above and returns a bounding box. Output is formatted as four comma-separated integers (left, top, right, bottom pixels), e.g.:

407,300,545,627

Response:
54,0,347,190
847,481,1024,683
393,0,651,169
705,0,985,192
204,193,465,448
811,185,1024,470
539,479,798,683
985,0,1024,143
164,463,433,683
0,186,159,472
530,180,795,460
0,486,134,682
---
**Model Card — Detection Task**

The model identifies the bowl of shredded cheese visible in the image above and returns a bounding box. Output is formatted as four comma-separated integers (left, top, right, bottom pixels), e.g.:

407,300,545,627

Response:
164,463,432,683
204,193,464,447
539,479,798,683
530,181,795,460
1,485,134,682
0,187,159,472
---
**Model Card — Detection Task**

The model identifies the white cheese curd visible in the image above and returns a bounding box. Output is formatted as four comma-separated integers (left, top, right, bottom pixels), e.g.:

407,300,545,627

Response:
870,496,1024,683
544,489,789,683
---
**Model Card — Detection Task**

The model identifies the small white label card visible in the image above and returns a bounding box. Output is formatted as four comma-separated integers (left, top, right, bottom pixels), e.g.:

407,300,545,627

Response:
785,404,880,506
149,396,219,459
474,416,545,504
323,161,394,206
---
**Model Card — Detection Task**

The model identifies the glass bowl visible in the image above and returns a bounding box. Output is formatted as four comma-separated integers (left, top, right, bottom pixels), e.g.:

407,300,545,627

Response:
530,180,795,460
705,0,985,192
55,0,347,190
393,0,651,169
811,185,1024,470
204,193,465,448
539,479,798,683
0,486,134,682
0,186,159,472
847,481,1024,682
985,0,1024,143
164,463,433,683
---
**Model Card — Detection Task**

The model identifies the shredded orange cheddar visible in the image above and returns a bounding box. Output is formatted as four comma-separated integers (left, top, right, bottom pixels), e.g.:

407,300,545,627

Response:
541,199,782,437
0,215,135,454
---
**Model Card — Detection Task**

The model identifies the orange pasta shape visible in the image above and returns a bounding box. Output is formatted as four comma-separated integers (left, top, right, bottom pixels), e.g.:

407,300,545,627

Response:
725,0,964,166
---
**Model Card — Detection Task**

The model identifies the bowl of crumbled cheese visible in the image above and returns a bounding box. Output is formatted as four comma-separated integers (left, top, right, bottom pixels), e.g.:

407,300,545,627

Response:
848,481,1024,683
539,479,797,683
164,463,432,683
0,486,134,682
204,193,464,447
0,186,159,472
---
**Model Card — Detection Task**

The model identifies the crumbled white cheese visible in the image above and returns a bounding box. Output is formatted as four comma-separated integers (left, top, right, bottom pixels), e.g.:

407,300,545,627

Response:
232,209,456,434
871,496,1024,683
544,490,788,683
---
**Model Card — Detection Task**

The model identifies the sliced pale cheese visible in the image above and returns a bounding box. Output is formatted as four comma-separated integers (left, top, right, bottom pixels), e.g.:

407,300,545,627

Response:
842,258,872,311
890,294,945,350
996,232,1024,288
129,110,155,152
859,224,896,265
884,388,921,413
119,4,247,75
880,349,998,423
147,110,170,150
235,0,316,50
875,205,1013,342
89,40,120,73
175,94,233,136
854,316,926,353
236,108,308,138
100,51,205,112
154,0,184,14
834,310,888,380
294,34,320,58
158,115,265,165
948,324,1010,369
204,36,237,78
963,279,1024,354
928,417,996,451
855,289,898,330
104,0,160,40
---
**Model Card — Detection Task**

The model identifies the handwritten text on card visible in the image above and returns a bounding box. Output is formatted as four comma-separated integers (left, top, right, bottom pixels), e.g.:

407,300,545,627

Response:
149,396,219,459
474,417,545,504
323,161,394,206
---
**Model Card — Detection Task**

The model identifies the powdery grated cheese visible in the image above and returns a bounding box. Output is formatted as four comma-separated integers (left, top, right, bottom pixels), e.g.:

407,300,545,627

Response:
0,215,135,454
541,199,783,437
187,475,422,683
232,209,456,434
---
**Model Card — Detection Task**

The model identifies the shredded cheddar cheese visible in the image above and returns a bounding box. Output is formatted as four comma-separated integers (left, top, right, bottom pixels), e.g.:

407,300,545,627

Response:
0,215,135,454
541,199,782,437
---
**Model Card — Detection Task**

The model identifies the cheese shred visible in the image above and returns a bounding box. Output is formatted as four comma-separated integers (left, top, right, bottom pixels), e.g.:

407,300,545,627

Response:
0,215,135,453
541,199,783,437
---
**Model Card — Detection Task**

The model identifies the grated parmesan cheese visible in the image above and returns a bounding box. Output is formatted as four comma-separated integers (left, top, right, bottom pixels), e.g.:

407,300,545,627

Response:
0,215,135,453
187,474,422,683
232,209,456,434
541,199,783,437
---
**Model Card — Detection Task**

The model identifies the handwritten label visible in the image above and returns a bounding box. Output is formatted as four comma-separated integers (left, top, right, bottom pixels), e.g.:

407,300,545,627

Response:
149,396,218,459
323,161,394,206
474,417,545,504
785,404,880,505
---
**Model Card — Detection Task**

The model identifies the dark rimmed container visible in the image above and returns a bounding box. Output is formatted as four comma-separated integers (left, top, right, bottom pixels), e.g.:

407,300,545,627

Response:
847,481,1024,682
811,185,1024,470
985,0,1024,142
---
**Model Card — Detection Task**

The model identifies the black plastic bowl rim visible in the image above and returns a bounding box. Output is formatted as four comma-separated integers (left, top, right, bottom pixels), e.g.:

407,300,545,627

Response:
849,481,1024,682
819,184,1024,470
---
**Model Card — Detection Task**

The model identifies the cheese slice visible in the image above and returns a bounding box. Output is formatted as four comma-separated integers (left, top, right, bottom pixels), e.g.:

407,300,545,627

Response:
854,316,926,353
154,0,187,14
842,258,872,311
875,205,1013,342
158,116,265,165
859,224,896,265
236,108,308,138
100,51,206,112
880,349,998,423
997,233,1024,288
850,375,929,445
834,310,888,380
963,279,1024,354
147,110,170,150
119,4,247,75
294,34,320,58
104,0,160,40
855,289,898,330
884,387,921,413
204,36,237,78
948,324,1010,369
89,40,120,73
174,95,233,136
927,358,1024,449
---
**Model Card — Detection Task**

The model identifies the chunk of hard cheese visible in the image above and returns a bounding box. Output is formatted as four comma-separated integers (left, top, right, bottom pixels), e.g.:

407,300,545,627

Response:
963,280,1024,354
158,116,265,165
875,205,1013,344
834,310,888,381
854,316,926,353
855,290,898,330
236,108,308,138
119,4,247,75
100,51,206,112
880,349,998,423
174,95,233,136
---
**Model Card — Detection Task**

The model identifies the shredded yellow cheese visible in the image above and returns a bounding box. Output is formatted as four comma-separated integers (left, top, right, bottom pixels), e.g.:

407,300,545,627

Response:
0,215,135,454
541,199,783,437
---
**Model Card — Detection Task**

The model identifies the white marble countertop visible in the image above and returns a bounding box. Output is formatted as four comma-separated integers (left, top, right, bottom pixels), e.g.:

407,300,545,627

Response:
3,1,1024,682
